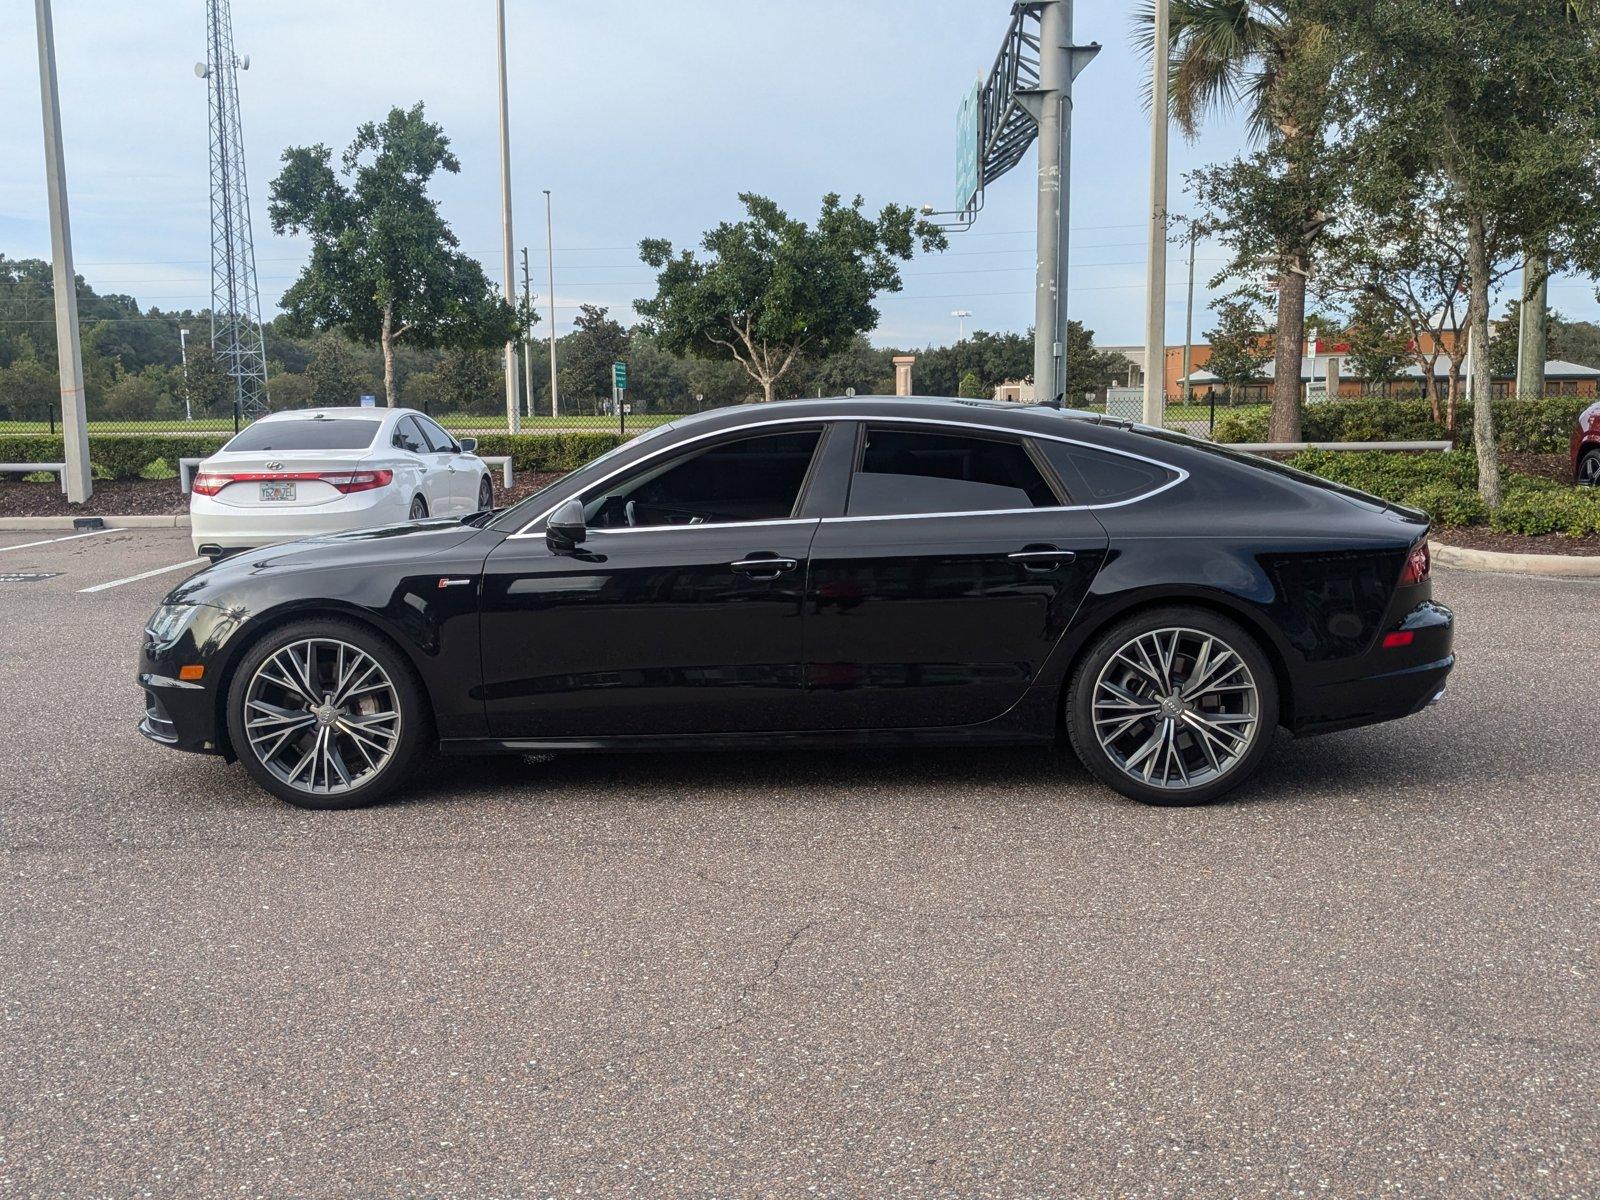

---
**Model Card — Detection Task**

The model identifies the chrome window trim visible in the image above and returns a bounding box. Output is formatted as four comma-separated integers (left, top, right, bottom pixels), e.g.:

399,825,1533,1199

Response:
507,415,1188,538
585,517,820,537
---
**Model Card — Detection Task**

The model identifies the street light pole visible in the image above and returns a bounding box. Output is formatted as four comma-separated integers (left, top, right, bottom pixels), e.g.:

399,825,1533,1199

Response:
495,0,520,433
520,247,535,419
544,188,559,418
180,327,192,420
32,0,91,503
1142,0,1171,427
952,309,971,340
1181,222,1197,409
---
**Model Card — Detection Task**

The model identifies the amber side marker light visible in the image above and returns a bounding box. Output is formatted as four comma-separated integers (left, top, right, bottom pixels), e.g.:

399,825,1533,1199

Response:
178,665,205,682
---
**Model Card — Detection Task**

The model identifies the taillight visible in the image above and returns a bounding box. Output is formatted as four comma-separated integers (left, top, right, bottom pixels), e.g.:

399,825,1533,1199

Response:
189,469,393,496
1399,539,1430,586
319,470,392,494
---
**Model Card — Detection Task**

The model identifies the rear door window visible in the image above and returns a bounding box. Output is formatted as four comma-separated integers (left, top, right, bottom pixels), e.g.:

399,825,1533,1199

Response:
393,417,428,454
847,427,1060,517
224,418,380,452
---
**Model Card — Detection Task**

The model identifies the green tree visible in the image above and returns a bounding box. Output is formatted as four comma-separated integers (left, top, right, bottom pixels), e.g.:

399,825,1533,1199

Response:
1142,1,1341,441
0,356,58,421
1205,298,1272,398
305,332,377,407
560,305,630,409
636,192,945,403
1314,180,1473,419
957,370,986,399
183,342,233,418
435,347,498,414
268,103,527,407
1344,293,1413,394
1318,0,1600,505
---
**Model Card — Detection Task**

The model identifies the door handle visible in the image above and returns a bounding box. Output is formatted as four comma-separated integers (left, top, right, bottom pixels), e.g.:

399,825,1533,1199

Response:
1007,546,1077,571
731,556,798,577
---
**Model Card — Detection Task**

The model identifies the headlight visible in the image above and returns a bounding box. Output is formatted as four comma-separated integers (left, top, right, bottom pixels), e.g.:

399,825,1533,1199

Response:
145,602,200,646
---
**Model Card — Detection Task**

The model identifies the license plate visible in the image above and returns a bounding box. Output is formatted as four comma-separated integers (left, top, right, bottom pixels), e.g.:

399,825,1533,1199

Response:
259,481,296,502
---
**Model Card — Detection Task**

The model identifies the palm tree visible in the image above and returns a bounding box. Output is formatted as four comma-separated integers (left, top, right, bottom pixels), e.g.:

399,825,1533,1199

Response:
1135,1,1333,441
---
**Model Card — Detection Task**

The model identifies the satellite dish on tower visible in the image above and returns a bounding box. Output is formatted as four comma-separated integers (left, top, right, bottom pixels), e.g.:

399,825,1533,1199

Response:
194,62,208,78
239,54,250,70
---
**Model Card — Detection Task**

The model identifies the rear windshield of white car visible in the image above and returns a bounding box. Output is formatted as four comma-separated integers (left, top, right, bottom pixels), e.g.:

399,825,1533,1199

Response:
224,418,382,452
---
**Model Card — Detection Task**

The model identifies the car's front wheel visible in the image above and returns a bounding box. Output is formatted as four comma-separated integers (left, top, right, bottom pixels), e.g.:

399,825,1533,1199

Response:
1065,606,1278,807
226,619,430,809
1579,447,1600,487
477,474,493,511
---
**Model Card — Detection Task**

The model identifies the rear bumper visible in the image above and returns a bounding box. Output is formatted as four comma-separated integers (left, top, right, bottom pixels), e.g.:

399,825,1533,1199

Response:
1290,600,1455,737
189,490,409,552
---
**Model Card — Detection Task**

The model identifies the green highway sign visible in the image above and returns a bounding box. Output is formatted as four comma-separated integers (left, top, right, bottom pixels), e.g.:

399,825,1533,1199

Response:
956,82,981,211
612,361,628,390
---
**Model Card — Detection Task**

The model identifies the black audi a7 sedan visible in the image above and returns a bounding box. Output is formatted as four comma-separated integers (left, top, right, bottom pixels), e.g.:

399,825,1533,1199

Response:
138,397,1453,810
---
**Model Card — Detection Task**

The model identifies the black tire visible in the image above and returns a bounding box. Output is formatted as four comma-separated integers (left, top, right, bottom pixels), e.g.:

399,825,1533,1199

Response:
409,495,429,520
1065,605,1279,807
477,474,493,511
1579,448,1600,487
225,618,431,810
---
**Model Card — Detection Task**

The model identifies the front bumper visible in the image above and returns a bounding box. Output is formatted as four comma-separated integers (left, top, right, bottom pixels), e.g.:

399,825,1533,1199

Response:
1291,599,1455,737
139,671,226,756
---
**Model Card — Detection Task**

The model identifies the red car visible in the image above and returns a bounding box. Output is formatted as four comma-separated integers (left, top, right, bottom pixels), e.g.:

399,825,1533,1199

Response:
1573,401,1600,486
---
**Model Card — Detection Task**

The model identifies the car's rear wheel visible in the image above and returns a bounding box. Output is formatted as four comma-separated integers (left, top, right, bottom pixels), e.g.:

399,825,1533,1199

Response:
1066,606,1278,807
409,495,428,520
226,619,429,810
1579,447,1600,487
477,474,493,511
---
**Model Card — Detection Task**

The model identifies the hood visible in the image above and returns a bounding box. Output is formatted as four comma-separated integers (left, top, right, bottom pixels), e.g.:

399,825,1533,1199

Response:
164,518,492,606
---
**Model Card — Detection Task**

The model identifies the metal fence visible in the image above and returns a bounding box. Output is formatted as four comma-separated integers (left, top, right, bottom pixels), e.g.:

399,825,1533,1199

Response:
0,394,729,440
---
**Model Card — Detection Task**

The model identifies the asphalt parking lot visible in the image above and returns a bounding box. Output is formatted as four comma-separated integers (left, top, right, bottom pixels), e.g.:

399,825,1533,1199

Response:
1,527,1596,1198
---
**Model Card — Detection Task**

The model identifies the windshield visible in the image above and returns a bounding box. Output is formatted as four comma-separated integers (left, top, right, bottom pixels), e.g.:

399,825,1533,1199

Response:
224,418,381,452
493,421,682,527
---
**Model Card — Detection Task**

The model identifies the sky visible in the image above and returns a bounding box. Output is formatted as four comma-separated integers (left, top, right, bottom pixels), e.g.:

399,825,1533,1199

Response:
3,0,1597,352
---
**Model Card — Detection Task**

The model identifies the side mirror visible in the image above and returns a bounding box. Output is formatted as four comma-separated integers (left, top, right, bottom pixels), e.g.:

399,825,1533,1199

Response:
458,437,477,454
546,498,587,551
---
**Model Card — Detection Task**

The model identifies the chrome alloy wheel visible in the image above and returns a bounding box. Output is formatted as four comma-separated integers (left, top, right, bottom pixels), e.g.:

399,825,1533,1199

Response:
1091,626,1260,791
242,638,401,796
1581,450,1600,487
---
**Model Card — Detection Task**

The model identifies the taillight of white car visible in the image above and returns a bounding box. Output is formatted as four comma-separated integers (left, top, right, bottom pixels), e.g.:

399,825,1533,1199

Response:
191,469,395,496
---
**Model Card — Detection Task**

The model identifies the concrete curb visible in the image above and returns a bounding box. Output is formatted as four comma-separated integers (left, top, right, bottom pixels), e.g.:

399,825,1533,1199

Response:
1434,541,1600,578
0,514,190,532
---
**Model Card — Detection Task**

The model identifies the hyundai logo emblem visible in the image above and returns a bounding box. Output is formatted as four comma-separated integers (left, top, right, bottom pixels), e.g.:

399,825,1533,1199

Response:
265,461,283,470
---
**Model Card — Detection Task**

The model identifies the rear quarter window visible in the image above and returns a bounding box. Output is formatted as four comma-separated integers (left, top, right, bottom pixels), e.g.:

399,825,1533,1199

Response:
224,419,381,452
1040,443,1177,504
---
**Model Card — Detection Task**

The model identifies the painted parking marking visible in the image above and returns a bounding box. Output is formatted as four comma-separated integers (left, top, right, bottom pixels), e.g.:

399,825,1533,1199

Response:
79,557,207,594
0,529,107,554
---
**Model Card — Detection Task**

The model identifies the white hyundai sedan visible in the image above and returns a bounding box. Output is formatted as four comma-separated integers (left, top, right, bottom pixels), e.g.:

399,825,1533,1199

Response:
189,407,493,558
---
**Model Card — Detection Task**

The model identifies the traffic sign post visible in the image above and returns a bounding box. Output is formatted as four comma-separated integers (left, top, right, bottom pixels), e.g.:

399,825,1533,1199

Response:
612,361,627,435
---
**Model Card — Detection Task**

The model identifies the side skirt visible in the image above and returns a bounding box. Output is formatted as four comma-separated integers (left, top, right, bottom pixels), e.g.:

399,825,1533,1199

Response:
437,726,1058,757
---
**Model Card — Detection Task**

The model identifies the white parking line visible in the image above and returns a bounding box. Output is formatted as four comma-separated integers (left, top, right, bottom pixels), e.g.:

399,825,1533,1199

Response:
0,529,107,554
79,557,207,594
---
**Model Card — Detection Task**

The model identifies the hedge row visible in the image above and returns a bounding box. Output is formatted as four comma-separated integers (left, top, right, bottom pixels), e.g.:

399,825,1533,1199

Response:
1286,449,1600,535
0,431,632,482
1212,396,1591,453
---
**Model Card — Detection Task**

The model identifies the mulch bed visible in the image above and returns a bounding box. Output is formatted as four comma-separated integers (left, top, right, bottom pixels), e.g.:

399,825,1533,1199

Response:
1435,527,1600,556
1499,452,1574,485
0,472,567,519
0,479,189,517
